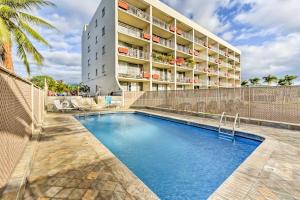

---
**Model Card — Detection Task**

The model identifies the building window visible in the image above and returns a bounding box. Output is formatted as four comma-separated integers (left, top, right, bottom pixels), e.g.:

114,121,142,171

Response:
96,52,98,60
95,36,98,44
87,32,90,40
88,73,90,79
88,45,91,53
88,59,90,66
95,19,98,27
102,7,105,17
96,69,98,76
102,26,105,36
102,64,105,73
102,45,106,55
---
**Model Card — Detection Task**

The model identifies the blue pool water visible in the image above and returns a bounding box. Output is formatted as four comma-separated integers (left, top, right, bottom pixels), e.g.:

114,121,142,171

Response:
77,113,260,200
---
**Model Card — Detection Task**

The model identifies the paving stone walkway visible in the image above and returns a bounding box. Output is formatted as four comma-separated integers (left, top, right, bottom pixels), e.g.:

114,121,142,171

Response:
23,113,158,200
17,109,300,200
137,109,300,200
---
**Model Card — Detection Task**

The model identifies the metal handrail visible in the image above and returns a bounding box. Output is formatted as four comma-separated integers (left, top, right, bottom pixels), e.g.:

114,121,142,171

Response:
232,113,240,135
218,112,227,133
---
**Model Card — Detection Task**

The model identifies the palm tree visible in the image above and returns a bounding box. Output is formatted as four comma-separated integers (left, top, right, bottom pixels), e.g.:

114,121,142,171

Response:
249,77,260,86
262,75,278,86
277,78,288,86
0,0,55,74
241,80,249,87
284,75,298,86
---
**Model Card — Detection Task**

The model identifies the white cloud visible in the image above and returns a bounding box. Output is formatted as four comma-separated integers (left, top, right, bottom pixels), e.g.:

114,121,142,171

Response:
235,0,300,33
239,33,300,80
161,0,232,34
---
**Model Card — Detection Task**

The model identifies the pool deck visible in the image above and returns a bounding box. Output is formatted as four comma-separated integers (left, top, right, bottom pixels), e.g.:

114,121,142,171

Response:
4,109,300,199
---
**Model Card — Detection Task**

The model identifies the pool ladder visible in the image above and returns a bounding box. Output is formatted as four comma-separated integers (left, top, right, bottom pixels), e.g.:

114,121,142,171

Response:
218,112,240,140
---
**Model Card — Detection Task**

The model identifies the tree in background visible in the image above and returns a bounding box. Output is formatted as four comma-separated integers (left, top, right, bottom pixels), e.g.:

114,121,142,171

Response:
30,75,57,91
249,77,260,86
263,75,278,86
284,75,298,86
0,0,56,73
241,80,249,87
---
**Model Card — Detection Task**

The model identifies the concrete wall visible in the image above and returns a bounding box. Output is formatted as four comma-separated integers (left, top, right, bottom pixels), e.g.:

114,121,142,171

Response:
82,0,121,95
0,67,44,193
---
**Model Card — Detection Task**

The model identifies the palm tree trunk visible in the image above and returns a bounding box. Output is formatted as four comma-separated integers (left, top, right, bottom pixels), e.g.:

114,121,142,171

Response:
2,43,14,72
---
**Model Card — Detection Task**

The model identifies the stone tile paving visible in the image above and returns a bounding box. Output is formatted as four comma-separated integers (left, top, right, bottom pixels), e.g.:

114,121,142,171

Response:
23,113,158,200
137,109,300,200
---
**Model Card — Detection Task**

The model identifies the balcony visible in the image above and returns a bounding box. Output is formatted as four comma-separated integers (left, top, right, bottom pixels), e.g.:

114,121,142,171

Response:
118,46,149,63
152,35,174,49
194,79,207,85
227,63,234,69
194,50,207,61
177,77,193,84
194,37,206,47
219,71,227,77
208,56,219,64
208,68,219,76
118,22,150,45
194,64,207,73
177,44,193,56
118,72,150,81
219,50,226,57
176,58,194,71
208,81,219,87
152,16,174,32
152,74,174,83
152,53,175,68
118,0,150,22
208,44,219,53
176,29,193,41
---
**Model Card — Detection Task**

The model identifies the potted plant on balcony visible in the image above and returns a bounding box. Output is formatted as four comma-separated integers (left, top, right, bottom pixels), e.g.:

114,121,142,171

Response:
118,1,129,10
187,59,195,67
194,50,200,56
167,55,175,65
169,25,176,32
118,47,128,54
143,33,151,40
176,57,184,66
143,72,150,79
176,28,183,35
189,49,193,55
152,35,160,43
152,74,160,79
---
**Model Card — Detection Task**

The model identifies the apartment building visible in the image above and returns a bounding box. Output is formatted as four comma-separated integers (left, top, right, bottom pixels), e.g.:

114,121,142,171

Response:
82,0,241,94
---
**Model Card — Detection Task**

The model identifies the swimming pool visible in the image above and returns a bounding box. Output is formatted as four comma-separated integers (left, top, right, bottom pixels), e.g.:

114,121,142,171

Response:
77,113,260,200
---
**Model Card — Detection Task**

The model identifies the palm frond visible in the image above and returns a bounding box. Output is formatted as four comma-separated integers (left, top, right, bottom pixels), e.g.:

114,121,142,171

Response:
12,22,44,65
19,19,50,46
19,12,57,30
0,0,55,10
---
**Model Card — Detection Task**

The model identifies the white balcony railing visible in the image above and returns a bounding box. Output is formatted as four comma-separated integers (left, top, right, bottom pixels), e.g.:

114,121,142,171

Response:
195,64,207,72
177,77,192,83
194,37,206,46
181,31,193,41
152,16,171,31
177,44,192,55
154,36,174,48
120,1,150,22
118,22,148,40
118,46,149,60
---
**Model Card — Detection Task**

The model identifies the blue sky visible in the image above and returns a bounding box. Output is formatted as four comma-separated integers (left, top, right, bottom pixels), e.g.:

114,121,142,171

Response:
14,0,300,84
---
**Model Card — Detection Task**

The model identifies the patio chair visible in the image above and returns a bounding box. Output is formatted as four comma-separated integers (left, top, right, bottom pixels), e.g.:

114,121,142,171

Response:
71,99,90,111
53,100,75,112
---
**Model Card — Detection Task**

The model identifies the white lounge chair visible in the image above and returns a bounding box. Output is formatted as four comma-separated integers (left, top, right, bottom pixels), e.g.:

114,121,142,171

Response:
53,100,75,112
71,99,89,111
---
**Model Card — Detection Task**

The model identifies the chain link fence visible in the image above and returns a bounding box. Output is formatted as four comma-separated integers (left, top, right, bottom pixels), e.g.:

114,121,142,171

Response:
125,86,300,124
